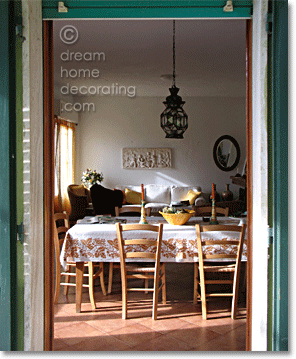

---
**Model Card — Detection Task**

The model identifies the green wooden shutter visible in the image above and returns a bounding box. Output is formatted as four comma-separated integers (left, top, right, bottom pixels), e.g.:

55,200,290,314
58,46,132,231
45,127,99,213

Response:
15,0,25,351
0,0,18,351
268,0,288,351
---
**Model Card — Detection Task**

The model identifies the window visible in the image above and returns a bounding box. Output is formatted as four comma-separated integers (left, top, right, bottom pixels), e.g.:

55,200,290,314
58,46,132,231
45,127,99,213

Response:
54,116,75,214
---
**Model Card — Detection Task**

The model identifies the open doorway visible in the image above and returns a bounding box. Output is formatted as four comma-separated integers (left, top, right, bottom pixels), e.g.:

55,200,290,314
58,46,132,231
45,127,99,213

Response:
44,18,252,351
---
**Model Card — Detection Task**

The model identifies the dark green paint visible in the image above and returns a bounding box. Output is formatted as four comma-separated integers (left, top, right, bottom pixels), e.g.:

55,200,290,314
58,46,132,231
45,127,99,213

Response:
42,0,252,18
269,0,288,351
15,0,25,351
0,0,18,351
267,0,274,350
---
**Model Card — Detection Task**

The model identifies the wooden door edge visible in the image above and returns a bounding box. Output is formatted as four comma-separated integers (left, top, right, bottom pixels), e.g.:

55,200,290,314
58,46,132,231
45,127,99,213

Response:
246,18,253,352
43,20,55,352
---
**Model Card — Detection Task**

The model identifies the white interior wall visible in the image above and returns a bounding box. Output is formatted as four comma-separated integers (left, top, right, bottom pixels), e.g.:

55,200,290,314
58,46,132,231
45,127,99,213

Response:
54,83,79,123
74,95,246,198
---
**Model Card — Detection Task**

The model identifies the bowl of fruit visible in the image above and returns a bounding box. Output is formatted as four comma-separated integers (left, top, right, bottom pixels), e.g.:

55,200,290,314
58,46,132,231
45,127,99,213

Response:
159,207,195,225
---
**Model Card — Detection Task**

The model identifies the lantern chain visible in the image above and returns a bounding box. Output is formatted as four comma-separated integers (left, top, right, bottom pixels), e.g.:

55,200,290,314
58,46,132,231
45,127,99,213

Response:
173,20,176,87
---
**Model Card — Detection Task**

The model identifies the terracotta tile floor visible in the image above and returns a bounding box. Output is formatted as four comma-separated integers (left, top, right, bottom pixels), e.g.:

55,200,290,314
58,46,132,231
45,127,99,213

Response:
54,263,246,351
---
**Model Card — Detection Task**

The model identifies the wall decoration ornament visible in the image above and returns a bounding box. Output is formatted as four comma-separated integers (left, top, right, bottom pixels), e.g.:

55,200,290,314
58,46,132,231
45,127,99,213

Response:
122,148,172,169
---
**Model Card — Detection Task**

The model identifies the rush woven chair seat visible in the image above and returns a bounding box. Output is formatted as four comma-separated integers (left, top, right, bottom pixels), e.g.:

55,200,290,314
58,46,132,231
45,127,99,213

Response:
108,206,152,294
194,206,229,217
116,223,166,320
194,224,246,320
54,212,107,309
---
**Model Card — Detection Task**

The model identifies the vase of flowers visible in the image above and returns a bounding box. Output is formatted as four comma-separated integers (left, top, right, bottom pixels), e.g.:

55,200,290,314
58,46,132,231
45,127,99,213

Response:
81,169,104,189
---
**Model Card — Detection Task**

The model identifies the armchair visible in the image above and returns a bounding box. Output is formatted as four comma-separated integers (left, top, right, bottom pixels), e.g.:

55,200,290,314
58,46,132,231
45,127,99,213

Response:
67,184,92,221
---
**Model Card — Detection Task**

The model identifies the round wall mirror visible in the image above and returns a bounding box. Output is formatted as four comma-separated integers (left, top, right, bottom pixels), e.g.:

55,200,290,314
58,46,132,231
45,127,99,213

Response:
213,135,240,172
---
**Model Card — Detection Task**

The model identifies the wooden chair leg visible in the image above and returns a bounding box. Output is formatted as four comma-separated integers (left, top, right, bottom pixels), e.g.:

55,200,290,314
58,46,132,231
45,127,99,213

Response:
54,266,61,304
199,268,207,320
193,263,198,305
152,278,160,320
88,262,96,311
122,278,127,320
231,270,241,319
76,262,84,313
108,262,114,294
161,263,166,304
63,264,71,295
99,262,107,296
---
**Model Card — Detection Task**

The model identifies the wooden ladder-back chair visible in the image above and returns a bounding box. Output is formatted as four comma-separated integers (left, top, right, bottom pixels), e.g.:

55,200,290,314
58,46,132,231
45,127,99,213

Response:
116,223,166,320
54,212,107,309
194,206,229,217
194,224,246,320
108,206,152,294
115,206,151,217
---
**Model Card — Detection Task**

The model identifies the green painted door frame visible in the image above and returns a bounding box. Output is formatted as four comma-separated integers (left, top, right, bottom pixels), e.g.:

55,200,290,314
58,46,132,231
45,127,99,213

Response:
0,0,18,351
42,0,253,18
15,0,25,351
268,0,288,351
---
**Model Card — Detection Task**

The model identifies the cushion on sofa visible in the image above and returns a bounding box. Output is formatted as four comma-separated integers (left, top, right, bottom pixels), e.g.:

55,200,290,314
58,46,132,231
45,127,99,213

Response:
183,189,202,205
170,186,202,203
125,188,142,204
145,184,171,204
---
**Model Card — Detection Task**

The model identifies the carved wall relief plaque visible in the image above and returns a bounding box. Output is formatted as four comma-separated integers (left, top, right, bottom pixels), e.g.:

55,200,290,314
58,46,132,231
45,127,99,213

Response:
122,148,172,169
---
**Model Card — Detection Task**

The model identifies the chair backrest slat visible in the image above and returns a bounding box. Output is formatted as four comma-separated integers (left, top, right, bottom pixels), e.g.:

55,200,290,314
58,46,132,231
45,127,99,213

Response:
115,206,151,217
195,207,229,217
125,252,156,259
124,239,157,246
201,224,242,232
57,226,68,235
202,239,240,246
202,253,238,260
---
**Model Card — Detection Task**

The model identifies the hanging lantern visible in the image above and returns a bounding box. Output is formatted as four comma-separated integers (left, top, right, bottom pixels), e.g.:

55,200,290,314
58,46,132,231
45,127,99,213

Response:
160,20,188,139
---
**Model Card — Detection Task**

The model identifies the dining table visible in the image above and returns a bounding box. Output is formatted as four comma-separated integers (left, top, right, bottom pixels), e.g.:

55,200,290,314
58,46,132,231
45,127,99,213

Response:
60,216,247,312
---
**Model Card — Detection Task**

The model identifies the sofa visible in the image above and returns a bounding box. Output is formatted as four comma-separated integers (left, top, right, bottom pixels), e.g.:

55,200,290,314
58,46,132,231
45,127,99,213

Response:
115,184,207,216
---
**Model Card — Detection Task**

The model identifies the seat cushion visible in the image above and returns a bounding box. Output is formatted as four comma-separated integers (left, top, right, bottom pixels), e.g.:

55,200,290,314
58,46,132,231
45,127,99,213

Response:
145,184,171,204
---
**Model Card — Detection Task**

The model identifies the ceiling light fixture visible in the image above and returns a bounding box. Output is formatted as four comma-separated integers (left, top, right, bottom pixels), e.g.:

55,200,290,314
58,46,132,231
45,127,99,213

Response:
160,20,188,139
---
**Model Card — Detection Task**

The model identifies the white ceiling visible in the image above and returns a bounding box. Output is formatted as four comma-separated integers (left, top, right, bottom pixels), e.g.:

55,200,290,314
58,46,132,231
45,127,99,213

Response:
53,19,246,97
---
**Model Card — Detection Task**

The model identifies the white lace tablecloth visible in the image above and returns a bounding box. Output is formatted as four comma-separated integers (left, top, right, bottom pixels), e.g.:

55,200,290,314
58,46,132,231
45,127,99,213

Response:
60,216,247,268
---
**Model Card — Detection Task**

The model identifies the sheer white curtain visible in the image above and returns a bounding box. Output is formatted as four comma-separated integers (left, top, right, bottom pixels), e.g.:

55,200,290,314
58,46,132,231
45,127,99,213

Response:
54,116,75,214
